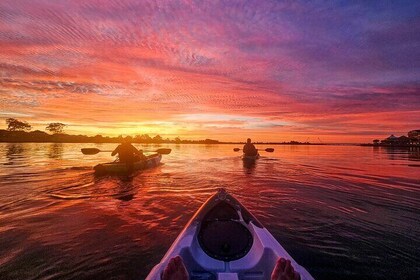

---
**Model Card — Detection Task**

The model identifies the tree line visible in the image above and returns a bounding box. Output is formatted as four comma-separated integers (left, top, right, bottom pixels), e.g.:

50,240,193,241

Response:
1,118,219,144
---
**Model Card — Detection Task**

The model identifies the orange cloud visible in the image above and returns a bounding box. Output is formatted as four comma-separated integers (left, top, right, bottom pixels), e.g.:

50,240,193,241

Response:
1,1,419,142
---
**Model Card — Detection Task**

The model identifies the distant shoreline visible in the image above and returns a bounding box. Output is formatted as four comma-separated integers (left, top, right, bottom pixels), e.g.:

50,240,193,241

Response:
3,142,419,148
0,129,330,145
0,141,331,145
7,129,417,146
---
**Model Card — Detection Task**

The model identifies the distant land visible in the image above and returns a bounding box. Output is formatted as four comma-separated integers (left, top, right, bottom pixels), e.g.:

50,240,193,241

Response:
360,129,420,148
0,130,324,145
0,130,219,144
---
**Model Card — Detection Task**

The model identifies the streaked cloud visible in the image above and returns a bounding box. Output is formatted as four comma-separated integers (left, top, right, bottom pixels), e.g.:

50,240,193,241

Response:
0,0,419,142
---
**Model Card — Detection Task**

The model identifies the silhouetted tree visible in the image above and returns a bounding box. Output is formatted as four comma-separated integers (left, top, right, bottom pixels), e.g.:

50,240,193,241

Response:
203,139,219,144
46,122,66,134
93,135,103,143
134,134,152,143
175,137,181,143
153,135,163,143
6,118,32,131
141,134,152,142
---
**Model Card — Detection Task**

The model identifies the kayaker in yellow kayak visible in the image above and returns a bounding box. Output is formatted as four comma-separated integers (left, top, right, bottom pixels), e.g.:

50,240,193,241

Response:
243,138,258,156
111,138,146,171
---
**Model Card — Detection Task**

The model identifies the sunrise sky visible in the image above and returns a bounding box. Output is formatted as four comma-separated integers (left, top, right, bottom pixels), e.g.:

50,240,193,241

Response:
0,1,419,142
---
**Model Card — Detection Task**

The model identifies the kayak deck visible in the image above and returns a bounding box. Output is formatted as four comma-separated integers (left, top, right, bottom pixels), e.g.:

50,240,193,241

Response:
146,188,314,280
93,153,161,175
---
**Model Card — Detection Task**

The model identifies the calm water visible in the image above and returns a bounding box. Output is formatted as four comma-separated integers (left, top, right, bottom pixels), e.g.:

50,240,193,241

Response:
0,143,418,280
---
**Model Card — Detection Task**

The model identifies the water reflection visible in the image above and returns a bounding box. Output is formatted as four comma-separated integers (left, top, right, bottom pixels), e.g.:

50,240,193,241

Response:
408,149,420,161
94,175,137,202
115,177,136,202
376,146,420,161
204,144,217,150
48,143,64,159
5,143,25,165
242,158,256,173
0,143,418,280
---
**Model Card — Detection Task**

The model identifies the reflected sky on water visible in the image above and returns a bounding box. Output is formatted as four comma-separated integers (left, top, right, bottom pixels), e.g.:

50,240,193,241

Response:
0,143,418,279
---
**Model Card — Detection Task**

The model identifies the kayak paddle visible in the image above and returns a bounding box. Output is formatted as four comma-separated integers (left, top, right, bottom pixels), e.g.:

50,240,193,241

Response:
233,148,274,152
81,148,112,154
81,147,172,155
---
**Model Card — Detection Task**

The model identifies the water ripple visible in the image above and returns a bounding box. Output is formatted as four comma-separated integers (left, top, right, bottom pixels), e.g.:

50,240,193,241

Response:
0,143,418,279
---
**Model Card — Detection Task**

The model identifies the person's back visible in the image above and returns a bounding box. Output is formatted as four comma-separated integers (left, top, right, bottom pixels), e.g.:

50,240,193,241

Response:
116,142,135,162
112,141,144,163
243,138,257,156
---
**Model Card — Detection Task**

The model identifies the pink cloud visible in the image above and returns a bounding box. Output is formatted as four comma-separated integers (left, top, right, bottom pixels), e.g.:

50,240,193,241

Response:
0,0,419,142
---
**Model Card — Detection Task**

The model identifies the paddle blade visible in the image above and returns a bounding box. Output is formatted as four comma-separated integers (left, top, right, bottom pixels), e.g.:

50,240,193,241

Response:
233,148,240,152
265,148,274,152
155,148,172,155
81,148,101,155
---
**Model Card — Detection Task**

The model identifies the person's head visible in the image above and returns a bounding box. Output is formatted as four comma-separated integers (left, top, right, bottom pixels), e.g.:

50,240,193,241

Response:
247,138,251,143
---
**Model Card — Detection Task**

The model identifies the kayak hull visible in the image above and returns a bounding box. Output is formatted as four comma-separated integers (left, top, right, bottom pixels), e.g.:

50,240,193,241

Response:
146,188,314,280
94,154,161,175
